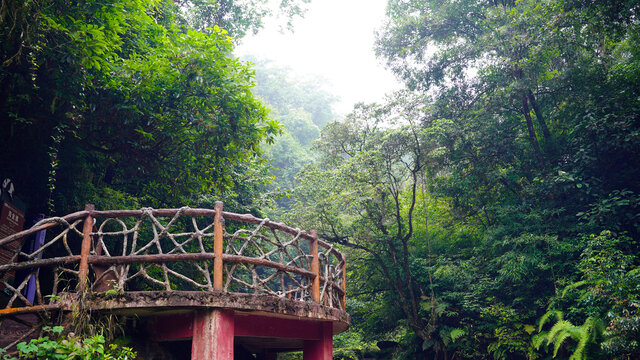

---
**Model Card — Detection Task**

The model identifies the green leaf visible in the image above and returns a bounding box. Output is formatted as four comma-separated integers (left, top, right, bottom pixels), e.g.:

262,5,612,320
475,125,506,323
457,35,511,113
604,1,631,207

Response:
450,328,466,342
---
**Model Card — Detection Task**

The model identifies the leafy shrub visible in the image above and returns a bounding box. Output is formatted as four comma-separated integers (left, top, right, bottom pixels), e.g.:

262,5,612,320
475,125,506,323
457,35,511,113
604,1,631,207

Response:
1,326,136,360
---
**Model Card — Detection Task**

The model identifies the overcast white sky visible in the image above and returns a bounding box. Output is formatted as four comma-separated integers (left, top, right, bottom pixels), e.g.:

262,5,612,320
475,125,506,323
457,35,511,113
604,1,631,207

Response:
236,0,402,115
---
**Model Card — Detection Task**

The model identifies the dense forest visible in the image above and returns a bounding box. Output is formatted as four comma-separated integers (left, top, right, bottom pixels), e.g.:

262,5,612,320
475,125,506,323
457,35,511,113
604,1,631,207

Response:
1,0,639,359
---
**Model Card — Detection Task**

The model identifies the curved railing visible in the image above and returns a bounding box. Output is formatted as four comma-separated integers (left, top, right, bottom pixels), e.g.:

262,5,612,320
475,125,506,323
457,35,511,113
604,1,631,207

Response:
0,202,346,317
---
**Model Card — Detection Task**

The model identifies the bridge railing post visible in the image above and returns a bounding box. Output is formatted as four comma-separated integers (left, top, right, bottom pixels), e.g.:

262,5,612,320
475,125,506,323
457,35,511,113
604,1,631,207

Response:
78,204,94,292
214,201,224,291
310,230,320,303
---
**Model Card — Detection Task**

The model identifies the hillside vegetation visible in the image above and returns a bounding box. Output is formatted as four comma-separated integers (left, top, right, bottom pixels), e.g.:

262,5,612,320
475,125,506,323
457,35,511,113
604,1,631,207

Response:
1,0,638,359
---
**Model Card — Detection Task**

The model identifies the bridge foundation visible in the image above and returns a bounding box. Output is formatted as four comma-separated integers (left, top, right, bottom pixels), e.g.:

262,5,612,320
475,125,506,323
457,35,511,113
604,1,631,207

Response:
192,310,235,360
303,322,332,360
150,310,334,360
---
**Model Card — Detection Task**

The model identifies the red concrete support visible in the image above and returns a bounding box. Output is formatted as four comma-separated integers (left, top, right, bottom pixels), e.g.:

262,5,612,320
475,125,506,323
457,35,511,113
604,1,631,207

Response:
303,322,332,360
191,310,234,360
148,313,193,341
234,314,323,340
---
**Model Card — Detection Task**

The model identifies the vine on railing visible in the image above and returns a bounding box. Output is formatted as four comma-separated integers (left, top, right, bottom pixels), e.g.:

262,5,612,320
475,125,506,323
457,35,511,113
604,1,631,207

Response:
0,203,346,314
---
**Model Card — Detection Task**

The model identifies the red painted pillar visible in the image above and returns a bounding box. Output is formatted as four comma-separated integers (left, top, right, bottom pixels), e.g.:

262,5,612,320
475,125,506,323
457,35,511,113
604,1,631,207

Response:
303,322,332,360
191,310,234,360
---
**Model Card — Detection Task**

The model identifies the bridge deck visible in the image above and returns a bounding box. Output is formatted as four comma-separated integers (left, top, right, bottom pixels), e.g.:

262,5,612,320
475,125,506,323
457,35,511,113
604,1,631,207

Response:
0,203,349,359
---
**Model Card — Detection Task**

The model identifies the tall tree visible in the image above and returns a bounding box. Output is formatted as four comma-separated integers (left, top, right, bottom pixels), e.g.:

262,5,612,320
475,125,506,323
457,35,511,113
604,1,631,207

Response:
287,0,640,358
289,93,454,354
0,0,281,217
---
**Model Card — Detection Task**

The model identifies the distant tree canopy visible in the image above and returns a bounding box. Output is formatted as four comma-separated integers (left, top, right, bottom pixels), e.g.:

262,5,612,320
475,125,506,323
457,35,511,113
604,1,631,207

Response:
248,58,338,129
244,57,338,209
0,0,289,217
181,0,312,39
287,0,640,359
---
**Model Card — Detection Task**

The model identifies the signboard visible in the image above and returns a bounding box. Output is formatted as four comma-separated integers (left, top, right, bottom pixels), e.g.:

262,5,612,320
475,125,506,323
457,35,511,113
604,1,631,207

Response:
0,198,26,292
0,201,24,236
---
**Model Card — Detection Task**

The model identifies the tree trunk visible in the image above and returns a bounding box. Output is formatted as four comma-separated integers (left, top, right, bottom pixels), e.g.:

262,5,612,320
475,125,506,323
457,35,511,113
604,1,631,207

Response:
527,90,551,140
522,94,544,166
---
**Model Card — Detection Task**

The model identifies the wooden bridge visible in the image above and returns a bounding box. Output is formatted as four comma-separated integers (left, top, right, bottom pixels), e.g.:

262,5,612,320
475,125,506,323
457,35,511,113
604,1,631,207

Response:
0,202,349,359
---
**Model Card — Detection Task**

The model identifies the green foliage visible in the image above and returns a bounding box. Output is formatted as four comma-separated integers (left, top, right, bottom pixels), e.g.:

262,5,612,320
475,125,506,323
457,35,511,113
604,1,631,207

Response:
242,57,338,213
182,0,312,39
247,58,338,129
535,312,605,360
1,0,282,215
332,330,380,360
539,231,640,359
3,0,639,358
483,304,537,360
0,327,136,360
280,0,640,359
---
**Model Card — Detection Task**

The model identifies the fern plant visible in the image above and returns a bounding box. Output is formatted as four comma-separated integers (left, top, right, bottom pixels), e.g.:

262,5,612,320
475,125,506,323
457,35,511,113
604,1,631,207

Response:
534,310,604,360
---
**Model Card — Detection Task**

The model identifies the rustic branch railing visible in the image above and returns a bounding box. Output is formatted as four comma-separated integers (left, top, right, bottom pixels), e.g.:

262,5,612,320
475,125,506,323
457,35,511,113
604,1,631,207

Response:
0,203,346,316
